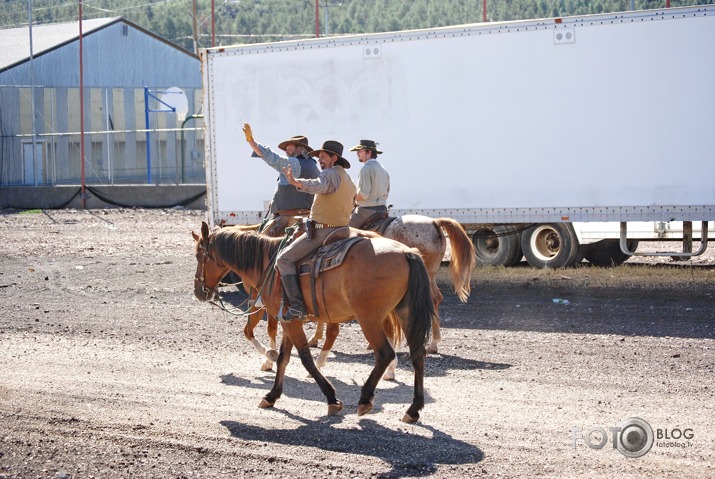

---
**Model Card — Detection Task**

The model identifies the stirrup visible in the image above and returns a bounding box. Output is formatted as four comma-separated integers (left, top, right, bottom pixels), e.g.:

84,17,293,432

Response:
277,299,307,322
281,306,307,322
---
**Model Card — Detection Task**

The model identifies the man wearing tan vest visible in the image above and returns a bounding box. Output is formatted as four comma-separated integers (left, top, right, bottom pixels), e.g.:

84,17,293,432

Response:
277,140,356,321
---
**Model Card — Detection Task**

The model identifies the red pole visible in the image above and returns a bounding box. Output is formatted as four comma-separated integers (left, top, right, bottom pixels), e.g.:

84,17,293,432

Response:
315,0,320,37
211,0,216,47
666,0,671,7
78,0,86,209
483,0,487,22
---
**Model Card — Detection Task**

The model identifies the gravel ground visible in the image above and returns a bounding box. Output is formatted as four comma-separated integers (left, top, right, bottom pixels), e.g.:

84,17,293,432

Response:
0,208,713,479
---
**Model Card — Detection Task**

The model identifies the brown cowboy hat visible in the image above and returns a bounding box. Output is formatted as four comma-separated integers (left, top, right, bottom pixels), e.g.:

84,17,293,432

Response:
278,135,312,153
308,140,351,169
349,139,382,155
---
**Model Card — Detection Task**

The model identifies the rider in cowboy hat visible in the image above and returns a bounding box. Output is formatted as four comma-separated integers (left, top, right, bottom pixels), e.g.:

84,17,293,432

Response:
276,140,356,321
348,139,390,229
242,123,320,236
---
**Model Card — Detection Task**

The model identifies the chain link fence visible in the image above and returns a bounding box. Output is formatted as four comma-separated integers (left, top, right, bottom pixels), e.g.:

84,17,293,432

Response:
0,85,205,186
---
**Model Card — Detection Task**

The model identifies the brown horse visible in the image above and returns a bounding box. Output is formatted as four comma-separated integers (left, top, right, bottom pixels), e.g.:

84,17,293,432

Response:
192,221,435,422
240,215,475,372
315,215,476,358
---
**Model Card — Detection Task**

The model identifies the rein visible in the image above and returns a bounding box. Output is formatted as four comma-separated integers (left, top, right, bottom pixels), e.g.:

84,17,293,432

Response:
195,243,220,300
247,222,300,300
199,223,300,318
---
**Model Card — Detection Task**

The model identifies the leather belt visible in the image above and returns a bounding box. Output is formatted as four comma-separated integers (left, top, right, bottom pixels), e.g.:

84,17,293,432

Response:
274,208,310,217
313,222,343,229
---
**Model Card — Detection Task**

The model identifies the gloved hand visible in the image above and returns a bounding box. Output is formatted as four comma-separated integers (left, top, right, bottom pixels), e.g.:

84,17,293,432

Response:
242,123,254,142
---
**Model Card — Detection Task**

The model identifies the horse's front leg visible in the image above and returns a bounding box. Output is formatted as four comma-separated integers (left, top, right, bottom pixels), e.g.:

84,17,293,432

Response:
282,322,343,416
308,320,326,348
315,322,339,370
259,334,293,409
243,305,274,370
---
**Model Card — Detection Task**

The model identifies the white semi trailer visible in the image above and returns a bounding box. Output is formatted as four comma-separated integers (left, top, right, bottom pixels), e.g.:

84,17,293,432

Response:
201,4,715,268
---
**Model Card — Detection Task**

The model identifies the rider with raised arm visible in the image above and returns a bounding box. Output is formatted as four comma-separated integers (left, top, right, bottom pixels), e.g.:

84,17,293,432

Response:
242,123,320,235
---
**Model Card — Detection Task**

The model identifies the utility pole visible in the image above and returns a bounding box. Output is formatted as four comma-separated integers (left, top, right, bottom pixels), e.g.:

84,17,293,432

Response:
192,0,199,54
28,0,38,185
211,0,216,47
315,0,320,37
324,0,329,36
78,0,86,208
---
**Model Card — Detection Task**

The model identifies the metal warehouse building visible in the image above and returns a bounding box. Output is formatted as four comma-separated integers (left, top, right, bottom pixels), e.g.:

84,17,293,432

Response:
0,17,204,196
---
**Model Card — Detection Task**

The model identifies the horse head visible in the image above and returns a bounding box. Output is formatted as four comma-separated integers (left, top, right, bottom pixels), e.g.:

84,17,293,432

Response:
192,221,229,302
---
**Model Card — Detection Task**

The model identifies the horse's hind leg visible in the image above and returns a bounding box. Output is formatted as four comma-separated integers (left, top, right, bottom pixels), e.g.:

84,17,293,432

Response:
403,342,427,424
382,337,398,381
315,323,339,370
308,320,326,348
426,282,443,355
357,329,396,416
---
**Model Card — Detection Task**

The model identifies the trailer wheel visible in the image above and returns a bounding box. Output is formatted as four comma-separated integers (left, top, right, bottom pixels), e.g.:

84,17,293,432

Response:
584,239,638,267
521,223,581,269
472,226,523,267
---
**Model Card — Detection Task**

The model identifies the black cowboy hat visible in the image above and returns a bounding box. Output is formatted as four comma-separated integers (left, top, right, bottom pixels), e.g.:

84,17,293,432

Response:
278,135,312,153
349,139,382,155
308,140,351,169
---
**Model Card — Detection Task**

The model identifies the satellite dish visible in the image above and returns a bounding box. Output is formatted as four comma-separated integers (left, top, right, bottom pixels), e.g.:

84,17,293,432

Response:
160,86,189,121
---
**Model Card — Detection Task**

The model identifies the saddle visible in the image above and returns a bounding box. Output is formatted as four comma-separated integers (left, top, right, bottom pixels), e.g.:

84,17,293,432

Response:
294,230,368,319
362,213,398,235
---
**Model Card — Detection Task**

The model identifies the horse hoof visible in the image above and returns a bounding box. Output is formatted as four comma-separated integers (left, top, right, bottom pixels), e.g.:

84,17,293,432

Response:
382,372,395,381
260,361,274,372
401,412,419,424
265,349,279,362
426,345,438,355
308,339,320,348
258,398,274,409
357,403,373,416
328,401,343,416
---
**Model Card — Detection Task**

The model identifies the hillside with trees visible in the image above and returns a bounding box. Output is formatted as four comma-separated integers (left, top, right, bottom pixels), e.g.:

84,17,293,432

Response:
1,0,710,53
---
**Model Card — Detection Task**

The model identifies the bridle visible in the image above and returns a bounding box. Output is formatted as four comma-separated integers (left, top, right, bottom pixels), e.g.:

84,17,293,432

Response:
194,240,221,300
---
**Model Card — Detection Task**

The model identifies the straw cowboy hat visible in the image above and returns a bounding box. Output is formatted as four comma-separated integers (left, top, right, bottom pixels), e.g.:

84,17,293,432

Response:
278,135,312,153
349,139,382,155
308,140,351,169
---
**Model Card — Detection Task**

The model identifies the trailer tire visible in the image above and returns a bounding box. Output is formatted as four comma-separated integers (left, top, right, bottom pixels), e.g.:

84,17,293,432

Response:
472,226,523,267
585,239,638,267
521,223,581,269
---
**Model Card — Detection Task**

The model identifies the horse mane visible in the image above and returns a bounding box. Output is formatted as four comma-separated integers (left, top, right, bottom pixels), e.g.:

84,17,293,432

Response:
210,228,282,274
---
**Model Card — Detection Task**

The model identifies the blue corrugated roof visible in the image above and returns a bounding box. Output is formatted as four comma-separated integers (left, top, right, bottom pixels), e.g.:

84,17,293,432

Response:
0,17,196,72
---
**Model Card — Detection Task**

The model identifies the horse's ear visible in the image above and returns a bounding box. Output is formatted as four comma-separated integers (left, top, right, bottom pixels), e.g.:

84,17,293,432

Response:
201,221,210,239
191,230,200,242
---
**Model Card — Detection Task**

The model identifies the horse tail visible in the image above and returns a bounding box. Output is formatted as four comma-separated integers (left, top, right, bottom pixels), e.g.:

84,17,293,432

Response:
435,218,477,303
399,251,435,353
383,312,403,348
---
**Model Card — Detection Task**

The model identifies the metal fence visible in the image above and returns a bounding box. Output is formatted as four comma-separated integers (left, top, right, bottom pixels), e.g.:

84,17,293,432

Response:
0,86,205,186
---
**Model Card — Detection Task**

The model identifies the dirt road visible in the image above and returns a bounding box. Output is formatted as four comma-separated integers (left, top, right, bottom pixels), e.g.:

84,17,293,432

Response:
1,208,713,478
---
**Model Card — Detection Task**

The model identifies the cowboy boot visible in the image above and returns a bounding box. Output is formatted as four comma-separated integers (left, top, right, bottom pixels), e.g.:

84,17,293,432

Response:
280,274,307,321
